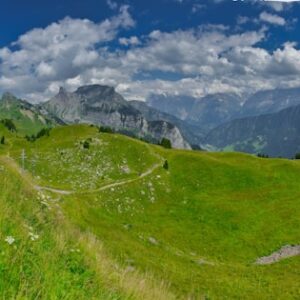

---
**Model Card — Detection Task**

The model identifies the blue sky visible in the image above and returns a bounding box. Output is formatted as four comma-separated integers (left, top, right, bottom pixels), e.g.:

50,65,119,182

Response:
1,0,300,101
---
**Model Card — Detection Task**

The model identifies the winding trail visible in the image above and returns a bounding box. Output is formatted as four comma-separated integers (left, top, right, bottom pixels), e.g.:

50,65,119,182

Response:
2,147,164,196
88,161,163,194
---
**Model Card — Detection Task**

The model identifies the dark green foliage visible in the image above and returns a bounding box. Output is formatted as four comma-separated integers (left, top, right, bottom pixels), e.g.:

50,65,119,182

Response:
191,144,202,151
25,128,51,142
295,153,300,159
160,138,172,149
257,153,269,158
99,126,115,133
0,136,5,145
163,160,169,170
1,119,16,132
36,128,51,139
83,140,90,149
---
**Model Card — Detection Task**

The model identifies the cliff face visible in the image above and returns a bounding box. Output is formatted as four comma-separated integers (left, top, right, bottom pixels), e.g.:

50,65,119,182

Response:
145,121,191,149
43,85,191,149
130,100,203,147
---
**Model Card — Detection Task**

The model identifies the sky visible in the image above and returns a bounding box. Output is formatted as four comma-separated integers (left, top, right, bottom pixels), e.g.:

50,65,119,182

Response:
1,0,300,102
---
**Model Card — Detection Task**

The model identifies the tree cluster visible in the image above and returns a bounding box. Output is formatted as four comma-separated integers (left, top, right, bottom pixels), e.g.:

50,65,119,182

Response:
25,128,51,142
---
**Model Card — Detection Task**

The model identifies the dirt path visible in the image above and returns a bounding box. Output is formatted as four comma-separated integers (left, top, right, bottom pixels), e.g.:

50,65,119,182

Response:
90,161,162,193
255,245,300,265
34,185,73,195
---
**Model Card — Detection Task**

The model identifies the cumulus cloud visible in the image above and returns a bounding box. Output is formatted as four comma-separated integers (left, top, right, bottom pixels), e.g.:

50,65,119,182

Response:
1,6,300,103
107,0,118,10
0,5,134,101
262,0,298,11
259,11,286,25
119,36,141,46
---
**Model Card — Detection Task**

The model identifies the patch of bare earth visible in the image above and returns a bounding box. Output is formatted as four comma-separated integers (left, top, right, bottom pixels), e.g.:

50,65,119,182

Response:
255,245,300,265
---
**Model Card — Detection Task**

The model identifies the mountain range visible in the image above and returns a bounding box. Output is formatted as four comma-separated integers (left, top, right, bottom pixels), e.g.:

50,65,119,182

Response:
42,85,191,149
2,84,300,157
0,86,191,149
205,103,300,158
147,93,242,134
147,87,300,157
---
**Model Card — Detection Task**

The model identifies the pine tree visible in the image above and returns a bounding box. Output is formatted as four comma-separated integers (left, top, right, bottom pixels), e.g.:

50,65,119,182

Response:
160,138,172,149
163,160,169,170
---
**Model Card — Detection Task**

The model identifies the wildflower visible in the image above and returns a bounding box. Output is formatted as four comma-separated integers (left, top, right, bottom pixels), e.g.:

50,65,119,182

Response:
5,236,15,245
29,232,39,241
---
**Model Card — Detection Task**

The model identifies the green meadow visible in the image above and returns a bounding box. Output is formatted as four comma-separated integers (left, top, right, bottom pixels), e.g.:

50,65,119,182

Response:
0,124,299,299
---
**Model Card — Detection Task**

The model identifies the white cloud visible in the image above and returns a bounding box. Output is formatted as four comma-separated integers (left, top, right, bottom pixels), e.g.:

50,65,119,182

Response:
36,61,56,78
119,36,141,46
107,0,118,10
262,0,298,11
259,11,286,26
0,6,135,100
1,8,300,103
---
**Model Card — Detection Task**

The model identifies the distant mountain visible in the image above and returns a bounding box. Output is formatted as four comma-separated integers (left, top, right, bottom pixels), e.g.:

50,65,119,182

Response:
130,100,203,147
240,87,300,117
0,93,58,135
147,93,242,133
205,104,300,158
43,85,191,149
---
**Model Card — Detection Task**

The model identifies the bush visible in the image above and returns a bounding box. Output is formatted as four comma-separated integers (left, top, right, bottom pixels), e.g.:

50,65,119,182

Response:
163,160,169,170
0,136,5,145
257,153,269,158
1,119,16,132
36,128,51,139
160,138,172,149
99,126,115,133
191,144,202,151
25,128,51,142
83,140,90,149
295,153,300,159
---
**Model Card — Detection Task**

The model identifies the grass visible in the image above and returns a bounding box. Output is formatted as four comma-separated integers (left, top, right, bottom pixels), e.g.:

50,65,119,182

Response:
0,102,51,136
0,124,299,299
0,157,122,299
11,125,158,191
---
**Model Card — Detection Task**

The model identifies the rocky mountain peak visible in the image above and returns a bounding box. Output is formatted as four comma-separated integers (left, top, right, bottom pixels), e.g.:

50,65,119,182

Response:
2,92,17,101
42,84,191,149
58,86,67,95
75,84,115,98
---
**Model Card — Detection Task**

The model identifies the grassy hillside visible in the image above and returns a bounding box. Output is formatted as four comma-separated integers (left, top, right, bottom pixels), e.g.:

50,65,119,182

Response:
1,124,299,299
0,93,54,136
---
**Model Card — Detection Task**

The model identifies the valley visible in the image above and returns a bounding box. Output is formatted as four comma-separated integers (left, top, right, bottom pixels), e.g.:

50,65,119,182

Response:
2,1,300,299
0,124,299,299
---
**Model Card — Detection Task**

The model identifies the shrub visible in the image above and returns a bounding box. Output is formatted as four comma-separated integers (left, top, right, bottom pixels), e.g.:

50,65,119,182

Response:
25,128,51,142
36,128,51,139
191,144,202,151
160,138,172,149
295,153,300,159
1,119,16,132
0,136,5,145
99,126,115,133
83,140,90,149
163,160,169,170
257,153,269,158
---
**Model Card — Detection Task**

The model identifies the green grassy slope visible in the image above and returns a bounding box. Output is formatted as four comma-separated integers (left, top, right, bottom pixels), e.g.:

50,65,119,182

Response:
0,94,53,136
1,124,299,299
11,125,159,191
0,157,122,299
